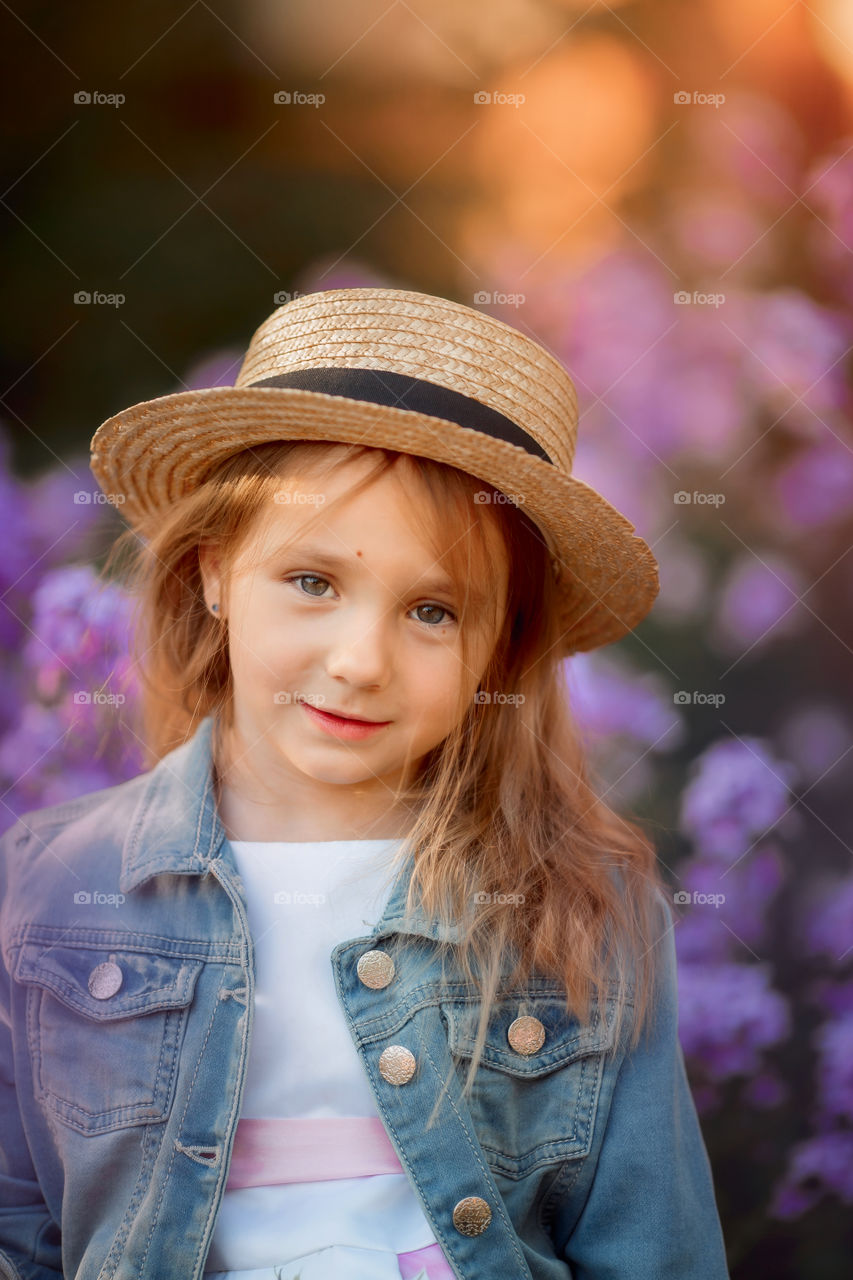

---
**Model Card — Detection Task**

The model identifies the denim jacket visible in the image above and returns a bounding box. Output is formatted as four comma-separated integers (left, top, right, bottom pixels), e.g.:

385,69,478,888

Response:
0,714,730,1279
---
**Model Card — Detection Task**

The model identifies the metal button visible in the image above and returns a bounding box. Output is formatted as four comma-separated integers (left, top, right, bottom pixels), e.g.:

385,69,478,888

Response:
378,1044,416,1084
452,1196,492,1236
357,949,395,989
88,961,123,1000
507,1014,546,1055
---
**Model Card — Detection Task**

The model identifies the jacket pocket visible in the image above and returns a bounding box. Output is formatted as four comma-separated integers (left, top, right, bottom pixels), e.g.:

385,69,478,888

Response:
440,992,619,1180
13,938,204,1136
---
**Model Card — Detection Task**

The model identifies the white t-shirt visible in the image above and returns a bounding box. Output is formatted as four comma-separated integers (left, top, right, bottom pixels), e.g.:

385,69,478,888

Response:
203,839,441,1280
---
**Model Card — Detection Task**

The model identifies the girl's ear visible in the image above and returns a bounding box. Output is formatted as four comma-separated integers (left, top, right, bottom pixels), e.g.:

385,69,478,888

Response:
198,543,223,611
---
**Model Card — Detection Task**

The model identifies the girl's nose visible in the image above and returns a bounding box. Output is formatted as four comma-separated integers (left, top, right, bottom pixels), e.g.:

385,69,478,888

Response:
324,614,394,686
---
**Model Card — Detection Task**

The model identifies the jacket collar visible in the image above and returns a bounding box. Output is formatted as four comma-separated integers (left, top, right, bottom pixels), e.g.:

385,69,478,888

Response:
119,714,463,943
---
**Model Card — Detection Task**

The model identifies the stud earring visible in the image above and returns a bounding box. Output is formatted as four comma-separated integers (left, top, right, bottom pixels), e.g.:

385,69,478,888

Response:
210,603,220,615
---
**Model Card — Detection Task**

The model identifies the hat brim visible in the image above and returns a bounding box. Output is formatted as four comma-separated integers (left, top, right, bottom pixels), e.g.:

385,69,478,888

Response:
90,385,659,655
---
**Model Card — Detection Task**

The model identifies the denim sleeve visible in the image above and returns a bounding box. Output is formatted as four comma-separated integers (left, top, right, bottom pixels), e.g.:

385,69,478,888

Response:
555,897,731,1280
0,821,63,1279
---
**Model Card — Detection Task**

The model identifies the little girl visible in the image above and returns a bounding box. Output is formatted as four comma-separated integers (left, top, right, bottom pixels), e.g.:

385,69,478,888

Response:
0,288,730,1279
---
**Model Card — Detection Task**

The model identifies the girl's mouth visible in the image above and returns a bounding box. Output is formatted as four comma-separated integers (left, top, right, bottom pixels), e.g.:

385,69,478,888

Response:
300,702,391,740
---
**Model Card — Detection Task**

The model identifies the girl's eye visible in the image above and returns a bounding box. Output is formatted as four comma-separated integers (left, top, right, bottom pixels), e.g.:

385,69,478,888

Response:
413,603,455,627
290,573,330,598
284,575,456,627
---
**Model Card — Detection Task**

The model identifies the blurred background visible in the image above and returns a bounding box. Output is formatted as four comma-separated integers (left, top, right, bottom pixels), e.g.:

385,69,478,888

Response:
1,0,852,1274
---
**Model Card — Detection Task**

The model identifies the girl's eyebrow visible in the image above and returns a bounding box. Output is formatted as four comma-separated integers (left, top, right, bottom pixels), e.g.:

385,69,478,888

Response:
271,540,457,595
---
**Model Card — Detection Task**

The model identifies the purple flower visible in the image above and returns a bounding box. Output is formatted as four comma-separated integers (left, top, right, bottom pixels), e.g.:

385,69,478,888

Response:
0,561,143,822
712,553,808,654
679,737,797,862
22,565,136,701
777,704,852,789
24,455,107,554
14,762,118,817
681,89,803,208
0,429,41,647
0,698,143,832
770,1132,853,1218
0,704,74,818
742,1070,789,1109
814,1011,853,1125
803,877,853,967
668,190,771,273
739,288,851,419
563,651,686,752
675,845,786,958
656,340,747,463
772,436,853,530
558,251,674,388
561,651,686,807
555,250,681,460
674,899,729,965
807,980,853,1020
676,959,790,1079
720,847,786,947
572,429,664,546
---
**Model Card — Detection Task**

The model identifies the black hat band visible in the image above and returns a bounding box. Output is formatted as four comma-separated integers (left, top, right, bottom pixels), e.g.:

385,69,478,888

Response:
248,366,554,465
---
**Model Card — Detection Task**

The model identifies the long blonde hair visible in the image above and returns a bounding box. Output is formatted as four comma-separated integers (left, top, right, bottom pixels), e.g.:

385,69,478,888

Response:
103,440,669,1117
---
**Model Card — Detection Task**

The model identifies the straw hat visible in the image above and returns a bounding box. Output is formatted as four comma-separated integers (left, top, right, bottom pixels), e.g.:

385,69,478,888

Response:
90,286,659,654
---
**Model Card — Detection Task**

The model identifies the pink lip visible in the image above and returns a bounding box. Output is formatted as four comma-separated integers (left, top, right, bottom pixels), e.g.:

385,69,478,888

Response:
301,702,391,740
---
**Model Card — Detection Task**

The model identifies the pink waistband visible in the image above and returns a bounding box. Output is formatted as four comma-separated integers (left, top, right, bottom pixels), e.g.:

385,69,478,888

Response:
226,1118,456,1278
226,1116,406,1188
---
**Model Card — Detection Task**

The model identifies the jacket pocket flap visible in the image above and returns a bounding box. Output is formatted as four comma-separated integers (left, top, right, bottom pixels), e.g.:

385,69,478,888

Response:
14,941,204,1022
442,996,616,1077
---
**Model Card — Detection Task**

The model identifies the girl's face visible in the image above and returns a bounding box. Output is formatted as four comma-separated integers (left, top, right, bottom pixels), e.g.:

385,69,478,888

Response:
199,455,509,832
